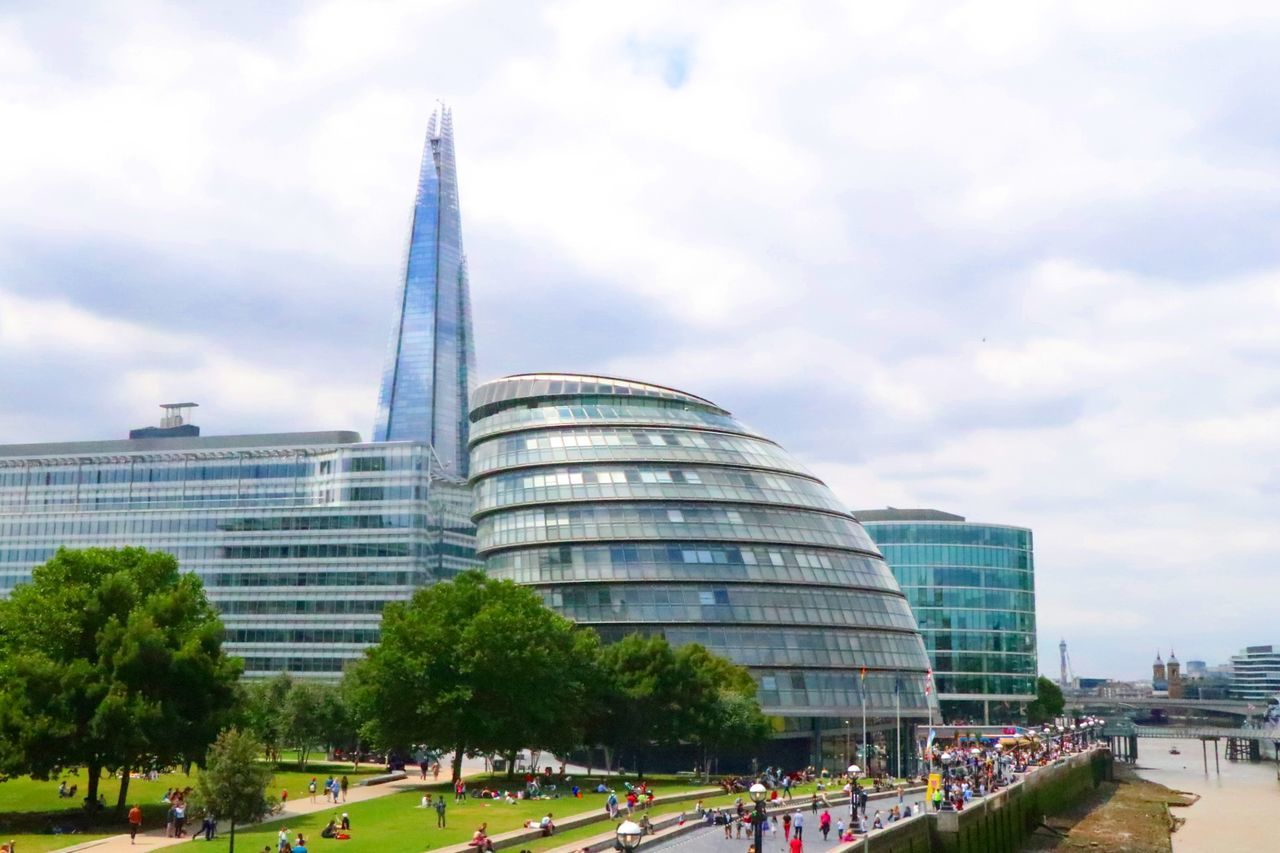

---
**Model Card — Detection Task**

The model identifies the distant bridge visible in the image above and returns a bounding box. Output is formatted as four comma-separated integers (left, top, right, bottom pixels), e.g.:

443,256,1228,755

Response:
1068,696,1253,716
1103,724,1280,742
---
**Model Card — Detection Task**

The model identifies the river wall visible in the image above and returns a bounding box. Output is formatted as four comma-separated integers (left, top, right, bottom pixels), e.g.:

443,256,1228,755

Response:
823,748,1113,853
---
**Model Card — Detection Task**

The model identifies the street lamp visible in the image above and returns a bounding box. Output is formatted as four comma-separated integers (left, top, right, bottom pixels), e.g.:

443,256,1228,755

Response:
616,820,643,853
749,782,768,853
846,764,861,825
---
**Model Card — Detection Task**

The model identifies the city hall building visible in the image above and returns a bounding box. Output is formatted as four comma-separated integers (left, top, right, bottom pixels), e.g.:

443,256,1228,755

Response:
469,373,938,766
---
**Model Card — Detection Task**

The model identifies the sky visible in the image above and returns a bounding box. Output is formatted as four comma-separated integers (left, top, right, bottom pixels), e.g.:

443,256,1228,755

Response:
1,1,1278,680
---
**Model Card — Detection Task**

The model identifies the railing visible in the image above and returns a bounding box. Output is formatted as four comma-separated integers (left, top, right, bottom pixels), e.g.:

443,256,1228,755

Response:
1104,724,1280,741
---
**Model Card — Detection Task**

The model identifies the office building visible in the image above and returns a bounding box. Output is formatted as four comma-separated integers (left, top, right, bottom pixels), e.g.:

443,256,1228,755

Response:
469,374,936,765
855,508,1037,723
0,417,475,678
1229,645,1280,701
374,105,476,477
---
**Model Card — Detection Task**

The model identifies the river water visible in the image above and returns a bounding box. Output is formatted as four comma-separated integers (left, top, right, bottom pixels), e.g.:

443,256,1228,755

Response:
1132,737,1280,852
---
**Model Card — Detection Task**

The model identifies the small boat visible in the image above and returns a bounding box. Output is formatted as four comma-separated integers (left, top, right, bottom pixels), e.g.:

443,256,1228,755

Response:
1169,747,1180,755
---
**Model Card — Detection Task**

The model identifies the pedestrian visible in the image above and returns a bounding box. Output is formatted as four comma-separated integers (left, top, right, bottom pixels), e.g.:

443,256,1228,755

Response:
788,835,802,853
835,819,844,840
819,810,830,841
810,794,818,814
278,827,291,852
309,778,317,803
435,798,447,828
792,810,803,840
128,803,143,844
341,775,349,803
781,812,791,842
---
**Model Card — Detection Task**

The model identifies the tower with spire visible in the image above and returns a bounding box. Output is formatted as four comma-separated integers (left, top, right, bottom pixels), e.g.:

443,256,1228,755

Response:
1167,649,1183,698
1152,651,1168,697
374,105,476,477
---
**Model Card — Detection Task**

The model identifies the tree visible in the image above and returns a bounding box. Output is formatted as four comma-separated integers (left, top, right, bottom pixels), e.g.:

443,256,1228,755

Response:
194,728,275,853
0,547,242,814
242,674,294,762
347,570,595,781
1025,676,1066,725
673,645,769,780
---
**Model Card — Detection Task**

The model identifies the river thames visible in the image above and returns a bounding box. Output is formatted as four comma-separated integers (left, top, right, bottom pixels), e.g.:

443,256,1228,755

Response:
1133,736,1280,851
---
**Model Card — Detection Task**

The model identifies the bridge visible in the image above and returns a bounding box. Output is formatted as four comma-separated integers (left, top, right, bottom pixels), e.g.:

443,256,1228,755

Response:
1068,696,1253,716
1103,723,1280,742
1101,721,1280,771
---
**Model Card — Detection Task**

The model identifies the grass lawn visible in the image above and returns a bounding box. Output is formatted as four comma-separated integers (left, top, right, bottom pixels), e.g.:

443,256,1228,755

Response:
196,776,718,853
0,761,383,847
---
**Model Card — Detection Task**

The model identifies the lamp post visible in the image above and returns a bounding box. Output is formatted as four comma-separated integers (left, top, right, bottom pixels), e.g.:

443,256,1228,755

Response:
749,782,768,853
847,764,861,826
616,819,643,853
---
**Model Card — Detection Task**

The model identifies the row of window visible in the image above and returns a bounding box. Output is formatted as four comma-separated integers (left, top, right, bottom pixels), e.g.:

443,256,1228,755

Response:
879,544,1033,571
933,674,1037,696
864,523,1032,551
892,565,1034,590
226,628,381,644
929,653,1038,676
915,610,1036,632
474,466,842,515
479,504,874,552
926,630,1037,653
217,599,390,615
220,542,422,560
903,587,1035,612
597,624,928,667
471,428,807,478
240,656,353,675
203,571,422,587
469,399,747,442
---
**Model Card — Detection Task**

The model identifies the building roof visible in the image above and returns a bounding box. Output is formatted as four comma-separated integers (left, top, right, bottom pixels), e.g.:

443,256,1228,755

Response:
0,431,363,459
470,373,726,414
852,507,966,523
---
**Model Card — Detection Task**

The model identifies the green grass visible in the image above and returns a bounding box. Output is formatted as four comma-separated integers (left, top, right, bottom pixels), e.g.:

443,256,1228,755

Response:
0,761,383,845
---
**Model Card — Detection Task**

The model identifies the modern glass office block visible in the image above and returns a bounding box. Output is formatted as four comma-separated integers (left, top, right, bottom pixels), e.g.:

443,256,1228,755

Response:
856,509,1038,723
469,374,936,732
0,431,478,679
374,106,476,478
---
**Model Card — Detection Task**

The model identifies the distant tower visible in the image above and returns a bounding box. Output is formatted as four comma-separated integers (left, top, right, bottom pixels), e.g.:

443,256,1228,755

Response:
1059,638,1069,688
1167,650,1183,699
1152,651,1168,696
374,105,476,477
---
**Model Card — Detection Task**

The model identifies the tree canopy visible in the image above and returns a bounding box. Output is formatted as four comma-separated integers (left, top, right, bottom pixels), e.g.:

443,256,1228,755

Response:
0,547,241,812
1025,676,1066,725
345,570,599,780
194,727,275,853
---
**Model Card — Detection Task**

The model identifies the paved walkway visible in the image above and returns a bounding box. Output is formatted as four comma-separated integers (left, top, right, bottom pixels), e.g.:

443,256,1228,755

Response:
50,759,488,853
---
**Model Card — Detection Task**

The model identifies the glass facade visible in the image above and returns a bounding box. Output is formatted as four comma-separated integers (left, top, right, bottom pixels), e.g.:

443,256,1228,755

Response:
0,432,478,679
469,374,937,724
374,106,476,478
856,509,1038,722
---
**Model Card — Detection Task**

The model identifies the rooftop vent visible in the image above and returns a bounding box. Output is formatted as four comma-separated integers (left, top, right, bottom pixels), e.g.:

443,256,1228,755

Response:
129,402,201,439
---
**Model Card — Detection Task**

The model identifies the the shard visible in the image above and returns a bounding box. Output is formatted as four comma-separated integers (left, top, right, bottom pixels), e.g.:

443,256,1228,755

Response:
374,106,475,477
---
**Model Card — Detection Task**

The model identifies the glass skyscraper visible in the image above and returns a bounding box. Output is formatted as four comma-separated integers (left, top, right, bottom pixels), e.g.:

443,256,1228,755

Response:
374,106,476,478
0,430,476,678
855,508,1038,724
469,374,936,766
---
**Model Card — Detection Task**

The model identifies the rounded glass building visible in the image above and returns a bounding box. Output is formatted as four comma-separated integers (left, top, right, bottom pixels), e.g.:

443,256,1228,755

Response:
469,374,935,765
855,509,1037,724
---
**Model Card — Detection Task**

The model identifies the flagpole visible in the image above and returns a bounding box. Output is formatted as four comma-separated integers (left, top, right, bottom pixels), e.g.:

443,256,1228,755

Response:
860,673,867,782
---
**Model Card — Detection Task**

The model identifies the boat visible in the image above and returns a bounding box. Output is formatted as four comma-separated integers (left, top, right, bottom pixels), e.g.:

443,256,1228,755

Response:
1168,747,1180,755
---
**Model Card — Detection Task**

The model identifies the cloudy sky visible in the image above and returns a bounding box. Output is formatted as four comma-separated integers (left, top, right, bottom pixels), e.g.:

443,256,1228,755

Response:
2,1,1278,679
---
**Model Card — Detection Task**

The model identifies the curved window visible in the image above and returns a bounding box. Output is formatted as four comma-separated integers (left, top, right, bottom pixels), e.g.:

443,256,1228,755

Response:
469,399,754,442
486,543,902,591
538,584,918,631
474,465,842,515
477,503,877,553
471,427,812,478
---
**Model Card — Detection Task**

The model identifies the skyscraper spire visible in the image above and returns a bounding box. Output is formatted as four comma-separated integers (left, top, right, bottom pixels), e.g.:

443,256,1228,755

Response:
374,106,476,477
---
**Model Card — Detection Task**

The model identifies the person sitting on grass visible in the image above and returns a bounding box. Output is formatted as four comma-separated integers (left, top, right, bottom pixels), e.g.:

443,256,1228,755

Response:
321,818,339,839
539,812,556,836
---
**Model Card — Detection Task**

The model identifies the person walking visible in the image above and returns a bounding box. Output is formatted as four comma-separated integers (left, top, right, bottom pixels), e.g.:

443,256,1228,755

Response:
788,835,802,853
810,794,818,815
340,775,349,803
781,812,791,842
128,804,143,844
818,810,830,841
435,798,447,828
792,810,803,840
308,778,317,803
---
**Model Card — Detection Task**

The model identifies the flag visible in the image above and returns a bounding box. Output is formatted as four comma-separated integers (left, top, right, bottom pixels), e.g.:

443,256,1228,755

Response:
894,675,902,695
924,667,933,696
860,666,867,682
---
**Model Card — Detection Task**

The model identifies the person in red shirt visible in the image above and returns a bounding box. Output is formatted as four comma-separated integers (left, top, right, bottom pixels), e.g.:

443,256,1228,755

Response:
788,835,803,853
128,804,143,843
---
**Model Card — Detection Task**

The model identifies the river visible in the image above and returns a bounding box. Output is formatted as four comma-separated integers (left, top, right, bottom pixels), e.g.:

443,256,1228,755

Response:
1132,737,1280,852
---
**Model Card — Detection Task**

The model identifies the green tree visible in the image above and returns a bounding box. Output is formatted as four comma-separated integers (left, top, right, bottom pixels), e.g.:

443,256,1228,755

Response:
1025,676,1066,725
0,547,241,814
242,674,293,762
347,570,595,781
673,645,769,780
194,727,275,853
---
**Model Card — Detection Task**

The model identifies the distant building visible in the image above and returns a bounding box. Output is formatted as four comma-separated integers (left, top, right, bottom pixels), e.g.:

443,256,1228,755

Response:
1152,651,1169,697
1184,660,1208,679
1167,651,1184,699
1229,645,1280,701
855,508,1037,724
